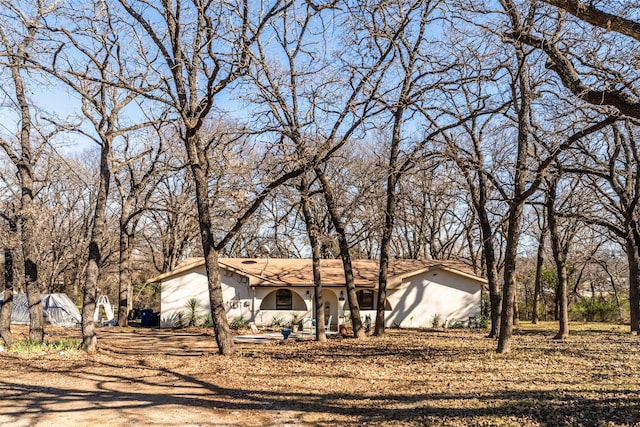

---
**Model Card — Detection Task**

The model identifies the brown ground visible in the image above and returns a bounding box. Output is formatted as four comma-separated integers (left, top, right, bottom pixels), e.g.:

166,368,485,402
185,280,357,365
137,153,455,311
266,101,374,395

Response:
0,323,639,426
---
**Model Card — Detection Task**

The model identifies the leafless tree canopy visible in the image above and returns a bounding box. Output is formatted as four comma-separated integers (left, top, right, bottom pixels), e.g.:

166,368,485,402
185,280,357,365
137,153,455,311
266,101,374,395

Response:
0,0,639,353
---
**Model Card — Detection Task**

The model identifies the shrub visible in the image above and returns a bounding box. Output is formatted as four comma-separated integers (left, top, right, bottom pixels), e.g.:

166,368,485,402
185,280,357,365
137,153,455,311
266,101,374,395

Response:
174,311,185,328
201,315,213,328
185,298,200,327
270,316,284,327
449,321,466,329
569,296,622,323
479,314,489,329
431,313,442,328
230,316,249,330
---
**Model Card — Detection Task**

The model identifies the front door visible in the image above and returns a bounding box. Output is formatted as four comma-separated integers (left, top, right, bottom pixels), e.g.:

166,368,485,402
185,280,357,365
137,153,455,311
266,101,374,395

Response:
321,290,338,330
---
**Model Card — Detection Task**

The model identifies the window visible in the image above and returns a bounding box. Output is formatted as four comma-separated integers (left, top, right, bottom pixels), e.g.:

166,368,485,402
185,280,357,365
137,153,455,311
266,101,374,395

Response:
357,290,374,310
276,289,292,310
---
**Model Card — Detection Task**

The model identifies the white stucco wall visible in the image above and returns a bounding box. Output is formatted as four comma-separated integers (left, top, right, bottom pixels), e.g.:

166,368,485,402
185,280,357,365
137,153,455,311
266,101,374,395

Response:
252,287,313,327
220,269,253,322
160,265,253,327
385,269,481,328
160,267,318,328
160,265,481,330
160,266,209,327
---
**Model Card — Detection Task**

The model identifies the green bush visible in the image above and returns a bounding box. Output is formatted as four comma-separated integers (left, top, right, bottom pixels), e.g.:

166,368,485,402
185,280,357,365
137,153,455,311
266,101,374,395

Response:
229,316,249,330
270,316,284,327
201,314,213,328
174,311,185,328
431,313,442,328
478,314,489,329
569,296,623,323
185,298,200,327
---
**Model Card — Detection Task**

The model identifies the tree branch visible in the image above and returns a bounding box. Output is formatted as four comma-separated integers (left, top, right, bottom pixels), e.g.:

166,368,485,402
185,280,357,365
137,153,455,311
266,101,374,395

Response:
542,0,640,42
508,31,640,119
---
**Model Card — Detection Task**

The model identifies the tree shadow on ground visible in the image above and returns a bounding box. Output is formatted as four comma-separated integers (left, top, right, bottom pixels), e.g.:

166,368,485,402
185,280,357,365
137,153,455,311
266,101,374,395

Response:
3,326,639,426
1,359,638,426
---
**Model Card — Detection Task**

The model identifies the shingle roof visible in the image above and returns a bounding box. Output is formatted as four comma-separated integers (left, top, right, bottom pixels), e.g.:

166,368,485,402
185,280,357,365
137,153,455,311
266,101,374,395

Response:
149,257,485,288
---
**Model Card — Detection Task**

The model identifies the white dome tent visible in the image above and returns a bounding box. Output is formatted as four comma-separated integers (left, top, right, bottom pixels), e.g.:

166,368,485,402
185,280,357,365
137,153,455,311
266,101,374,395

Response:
0,293,81,327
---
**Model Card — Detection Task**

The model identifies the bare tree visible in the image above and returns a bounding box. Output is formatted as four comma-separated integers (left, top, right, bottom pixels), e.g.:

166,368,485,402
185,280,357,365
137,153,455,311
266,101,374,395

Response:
246,0,405,338
299,175,327,341
444,119,506,338
315,165,367,338
116,0,309,354
0,0,62,343
523,1,640,119
504,0,640,333
40,0,159,351
113,129,165,326
35,153,94,297
142,158,200,274
545,168,579,340
393,166,471,261
346,0,450,337
0,210,17,346
564,121,640,332
484,0,619,353
531,204,547,325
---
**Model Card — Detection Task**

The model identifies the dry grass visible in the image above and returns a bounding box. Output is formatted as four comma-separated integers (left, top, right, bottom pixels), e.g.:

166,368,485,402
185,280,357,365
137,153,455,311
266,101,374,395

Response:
0,322,639,426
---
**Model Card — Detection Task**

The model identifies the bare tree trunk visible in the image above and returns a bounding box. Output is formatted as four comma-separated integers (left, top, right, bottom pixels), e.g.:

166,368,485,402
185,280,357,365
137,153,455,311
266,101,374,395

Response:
186,132,234,355
497,202,525,353
547,178,569,339
547,188,569,339
118,228,132,326
497,0,533,353
0,290,13,347
300,177,326,342
513,289,519,326
0,245,15,346
446,124,502,338
375,114,401,337
82,243,99,351
23,208,43,343
315,167,365,339
2,17,45,343
497,50,529,352
311,253,326,342
16,91,43,344
480,213,501,338
203,249,234,353
472,169,501,338
81,139,111,353
532,220,547,324
553,263,569,339
626,226,640,333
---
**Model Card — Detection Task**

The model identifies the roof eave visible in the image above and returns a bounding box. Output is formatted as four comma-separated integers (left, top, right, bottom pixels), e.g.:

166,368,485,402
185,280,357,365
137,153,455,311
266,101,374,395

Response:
386,264,487,290
146,258,205,284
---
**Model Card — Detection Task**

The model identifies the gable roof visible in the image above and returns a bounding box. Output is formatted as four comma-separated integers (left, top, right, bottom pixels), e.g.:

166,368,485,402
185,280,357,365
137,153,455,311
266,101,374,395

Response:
149,257,486,288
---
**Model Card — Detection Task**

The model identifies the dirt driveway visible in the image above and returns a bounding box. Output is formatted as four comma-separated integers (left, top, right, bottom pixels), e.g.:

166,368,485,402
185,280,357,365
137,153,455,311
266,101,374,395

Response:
0,327,280,426
1,324,639,426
